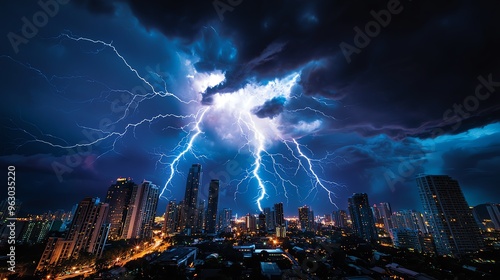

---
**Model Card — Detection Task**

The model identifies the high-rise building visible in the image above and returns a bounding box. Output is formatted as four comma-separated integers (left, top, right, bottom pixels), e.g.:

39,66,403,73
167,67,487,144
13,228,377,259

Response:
308,209,315,231
263,207,274,231
164,200,179,235
182,164,202,233
197,200,206,232
218,208,232,233
332,210,348,228
66,197,110,257
374,202,393,234
245,214,256,232
274,202,284,227
348,193,377,242
106,179,159,240
258,212,266,232
391,228,422,252
298,206,312,231
105,178,135,240
391,209,428,234
473,203,500,231
416,174,483,256
121,181,159,240
138,181,160,239
205,179,220,234
37,197,110,271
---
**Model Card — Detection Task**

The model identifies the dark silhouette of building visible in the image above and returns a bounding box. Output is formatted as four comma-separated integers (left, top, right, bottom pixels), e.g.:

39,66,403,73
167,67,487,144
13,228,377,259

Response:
332,210,348,228
164,200,179,235
205,179,220,234
105,178,159,240
348,193,377,242
218,208,232,233
181,164,202,234
274,202,284,227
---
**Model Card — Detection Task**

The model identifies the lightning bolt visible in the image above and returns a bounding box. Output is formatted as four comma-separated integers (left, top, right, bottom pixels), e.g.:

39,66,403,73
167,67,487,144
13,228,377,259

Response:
158,106,209,198
291,138,340,208
248,113,267,212
8,31,346,212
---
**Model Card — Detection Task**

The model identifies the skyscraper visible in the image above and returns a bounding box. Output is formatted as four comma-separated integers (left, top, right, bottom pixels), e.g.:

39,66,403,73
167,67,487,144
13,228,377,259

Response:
391,228,423,252
66,197,110,257
391,209,428,234
416,174,483,256
274,202,284,227
105,178,135,240
263,207,274,231
245,213,256,232
258,212,266,232
332,210,348,228
182,164,202,233
106,178,159,240
298,206,312,231
197,200,206,232
205,179,220,234
218,208,232,233
164,200,179,235
121,181,159,240
348,193,377,242
374,202,393,234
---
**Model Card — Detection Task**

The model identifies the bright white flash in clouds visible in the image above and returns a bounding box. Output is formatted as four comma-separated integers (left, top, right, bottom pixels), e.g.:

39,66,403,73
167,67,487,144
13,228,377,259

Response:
17,34,343,212
208,73,299,145
188,70,341,211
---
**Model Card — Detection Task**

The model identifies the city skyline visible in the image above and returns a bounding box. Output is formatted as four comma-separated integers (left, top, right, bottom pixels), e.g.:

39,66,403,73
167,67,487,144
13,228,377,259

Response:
6,170,497,220
2,1,500,217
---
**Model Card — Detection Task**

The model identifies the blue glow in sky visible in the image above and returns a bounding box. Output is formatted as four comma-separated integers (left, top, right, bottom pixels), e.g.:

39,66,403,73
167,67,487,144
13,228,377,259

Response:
1,1,499,216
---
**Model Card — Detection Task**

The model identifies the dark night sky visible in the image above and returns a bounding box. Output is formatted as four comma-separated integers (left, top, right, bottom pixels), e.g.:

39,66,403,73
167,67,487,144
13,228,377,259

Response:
1,0,500,217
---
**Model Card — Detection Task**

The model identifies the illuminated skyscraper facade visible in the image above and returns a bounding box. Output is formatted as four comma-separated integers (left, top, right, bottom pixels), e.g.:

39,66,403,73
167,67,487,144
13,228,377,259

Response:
105,178,135,240
298,206,313,231
416,175,482,256
37,197,110,271
121,181,160,240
